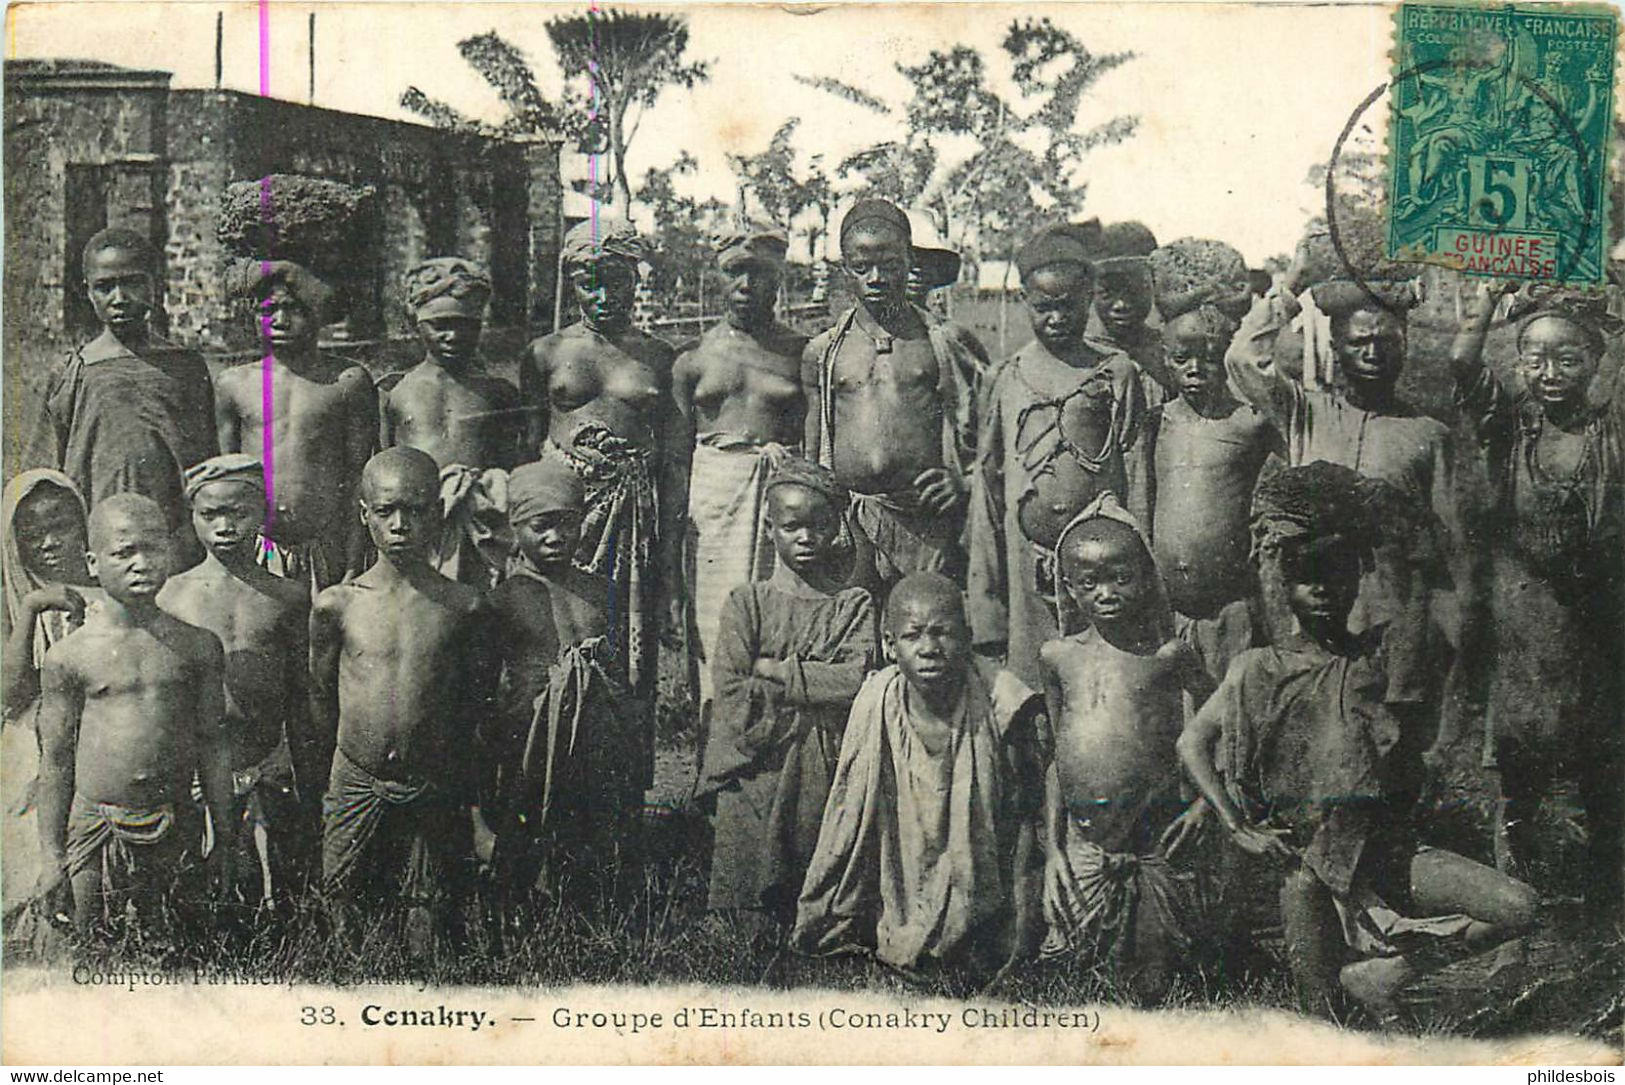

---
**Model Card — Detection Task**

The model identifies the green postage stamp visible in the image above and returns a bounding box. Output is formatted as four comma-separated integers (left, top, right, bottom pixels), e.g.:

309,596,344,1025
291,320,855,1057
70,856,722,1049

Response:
1389,2,1618,283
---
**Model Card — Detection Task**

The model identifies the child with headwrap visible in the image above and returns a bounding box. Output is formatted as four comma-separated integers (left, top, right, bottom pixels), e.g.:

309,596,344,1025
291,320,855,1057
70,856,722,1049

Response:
1033,492,1219,1003
1,471,96,936
696,455,878,931
670,223,806,734
484,455,644,914
1451,281,1624,919
1179,463,1539,1022
383,257,520,589
214,175,380,592
1140,238,1281,620
519,215,677,792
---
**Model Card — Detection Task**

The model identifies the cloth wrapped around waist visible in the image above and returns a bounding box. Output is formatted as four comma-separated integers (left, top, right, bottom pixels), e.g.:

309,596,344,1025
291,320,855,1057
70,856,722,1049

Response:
848,488,962,581
1040,813,1202,967
321,746,442,887
65,794,189,878
519,636,640,828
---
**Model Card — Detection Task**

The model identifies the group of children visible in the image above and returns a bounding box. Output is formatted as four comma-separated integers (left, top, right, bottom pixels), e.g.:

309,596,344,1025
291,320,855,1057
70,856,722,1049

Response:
3,191,1619,1027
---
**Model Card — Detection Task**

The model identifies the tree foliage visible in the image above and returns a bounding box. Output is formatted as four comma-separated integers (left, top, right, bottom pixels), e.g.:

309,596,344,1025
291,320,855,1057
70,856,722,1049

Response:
547,10,712,211
801,17,1139,272
401,32,576,142
638,153,732,312
726,119,836,259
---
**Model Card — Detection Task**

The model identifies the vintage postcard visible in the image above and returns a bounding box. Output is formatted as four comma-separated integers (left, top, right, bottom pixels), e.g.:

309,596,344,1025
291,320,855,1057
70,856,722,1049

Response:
2,0,1623,1067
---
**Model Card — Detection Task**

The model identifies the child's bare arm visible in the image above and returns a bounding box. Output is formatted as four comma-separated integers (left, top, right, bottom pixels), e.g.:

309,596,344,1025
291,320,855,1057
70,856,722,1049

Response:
378,384,398,452
214,371,243,454
192,632,235,887
308,590,344,754
2,587,85,713
281,601,327,824
33,647,83,896
342,374,381,576
518,342,551,457
1176,686,1293,860
1037,652,1065,858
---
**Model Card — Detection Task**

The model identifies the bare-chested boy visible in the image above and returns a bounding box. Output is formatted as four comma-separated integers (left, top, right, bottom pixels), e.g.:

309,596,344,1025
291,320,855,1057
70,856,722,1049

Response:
310,447,493,956
158,455,319,907
382,258,521,588
805,199,981,587
519,217,677,786
793,573,1043,978
672,225,808,722
215,261,376,591
1036,494,1215,1002
1179,465,1537,1021
967,222,1146,687
46,229,217,564
1141,239,1279,620
485,456,642,914
34,494,232,936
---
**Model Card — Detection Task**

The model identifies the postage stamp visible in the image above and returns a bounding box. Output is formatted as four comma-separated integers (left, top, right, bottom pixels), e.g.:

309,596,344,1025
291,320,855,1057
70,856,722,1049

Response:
1388,2,1618,283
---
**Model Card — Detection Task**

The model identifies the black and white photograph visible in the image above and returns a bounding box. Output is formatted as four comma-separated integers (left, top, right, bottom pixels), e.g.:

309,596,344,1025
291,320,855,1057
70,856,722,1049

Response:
1,0,1621,1066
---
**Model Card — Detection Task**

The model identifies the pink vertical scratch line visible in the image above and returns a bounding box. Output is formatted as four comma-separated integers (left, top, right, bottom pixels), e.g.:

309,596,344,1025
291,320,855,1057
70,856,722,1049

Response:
257,0,277,552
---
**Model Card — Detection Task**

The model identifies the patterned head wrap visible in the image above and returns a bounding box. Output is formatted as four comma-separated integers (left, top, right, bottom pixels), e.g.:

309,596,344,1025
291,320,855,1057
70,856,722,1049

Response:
224,259,339,322
1508,284,1622,350
184,454,266,503
764,454,847,511
403,257,492,321
562,216,647,269
1149,237,1252,332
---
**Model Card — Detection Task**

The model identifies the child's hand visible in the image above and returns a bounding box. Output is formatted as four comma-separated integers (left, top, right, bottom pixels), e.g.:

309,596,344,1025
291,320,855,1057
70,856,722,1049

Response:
752,658,788,684
24,584,85,622
207,845,236,900
1158,797,1209,860
913,468,965,516
1229,822,1297,862
32,866,71,925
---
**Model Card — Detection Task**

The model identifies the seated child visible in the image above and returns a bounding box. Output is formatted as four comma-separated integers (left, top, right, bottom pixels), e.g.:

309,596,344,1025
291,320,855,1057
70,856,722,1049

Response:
34,494,233,936
2,471,97,929
159,455,320,907
485,455,643,912
382,258,522,588
792,572,1043,978
697,456,878,929
1036,492,1217,1003
1178,463,1539,1021
309,447,495,957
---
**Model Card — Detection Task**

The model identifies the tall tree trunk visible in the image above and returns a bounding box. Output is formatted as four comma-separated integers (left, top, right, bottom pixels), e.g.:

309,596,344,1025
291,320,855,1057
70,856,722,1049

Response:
609,98,634,212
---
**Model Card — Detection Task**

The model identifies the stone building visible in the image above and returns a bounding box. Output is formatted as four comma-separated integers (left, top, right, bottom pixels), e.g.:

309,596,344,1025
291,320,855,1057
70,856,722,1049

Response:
3,58,563,476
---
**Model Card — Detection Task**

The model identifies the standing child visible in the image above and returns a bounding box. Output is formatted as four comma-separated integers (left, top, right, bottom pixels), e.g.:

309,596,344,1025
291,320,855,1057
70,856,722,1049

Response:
1178,464,1538,1020
1035,493,1217,1003
697,457,878,931
215,261,377,591
33,494,233,936
1142,239,1280,620
485,456,643,913
793,573,1043,978
45,229,217,561
382,258,522,588
967,221,1146,687
2,471,96,928
159,455,321,907
1088,221,1170,407
309,447,495,957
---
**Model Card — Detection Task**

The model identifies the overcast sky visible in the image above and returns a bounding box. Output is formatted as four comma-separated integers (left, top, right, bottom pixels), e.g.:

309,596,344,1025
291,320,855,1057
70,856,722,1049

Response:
8,1,1403,263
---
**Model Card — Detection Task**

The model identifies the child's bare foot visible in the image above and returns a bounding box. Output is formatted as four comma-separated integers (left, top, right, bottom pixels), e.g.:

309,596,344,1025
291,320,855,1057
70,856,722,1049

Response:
1339,956,1414,1023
